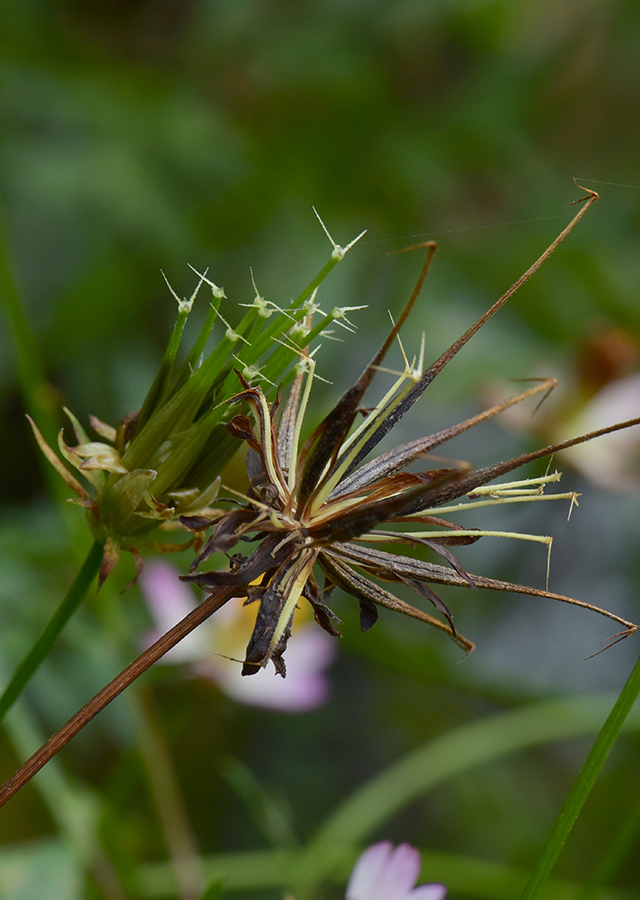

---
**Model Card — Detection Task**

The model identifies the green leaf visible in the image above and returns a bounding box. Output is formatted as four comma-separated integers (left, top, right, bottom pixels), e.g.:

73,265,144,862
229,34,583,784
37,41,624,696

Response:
520,652,640,900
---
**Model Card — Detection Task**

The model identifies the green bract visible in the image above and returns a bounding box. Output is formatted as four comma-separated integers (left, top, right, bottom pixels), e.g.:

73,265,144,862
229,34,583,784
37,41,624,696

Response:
29,216,366,583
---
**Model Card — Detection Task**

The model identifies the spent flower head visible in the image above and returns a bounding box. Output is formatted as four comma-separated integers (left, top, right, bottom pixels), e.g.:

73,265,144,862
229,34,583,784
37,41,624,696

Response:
28,217,366,585
5,188,640,813
180,191,640,676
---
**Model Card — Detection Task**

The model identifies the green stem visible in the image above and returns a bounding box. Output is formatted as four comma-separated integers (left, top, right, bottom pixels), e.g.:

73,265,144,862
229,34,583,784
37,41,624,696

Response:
0,538,105,724
520,652,640,900
577,796,640,900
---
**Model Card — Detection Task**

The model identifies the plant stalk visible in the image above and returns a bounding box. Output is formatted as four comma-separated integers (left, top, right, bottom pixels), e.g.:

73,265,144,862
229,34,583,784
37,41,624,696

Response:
520,651,640,900
0,585,236,808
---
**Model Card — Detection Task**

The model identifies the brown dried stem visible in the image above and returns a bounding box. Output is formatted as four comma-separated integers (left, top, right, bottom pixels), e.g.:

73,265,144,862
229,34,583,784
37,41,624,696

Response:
0,586,236,809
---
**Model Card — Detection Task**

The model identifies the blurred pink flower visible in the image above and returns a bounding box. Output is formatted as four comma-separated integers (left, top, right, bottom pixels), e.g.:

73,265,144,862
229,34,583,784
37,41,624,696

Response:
487,326,640,495
346,842,446,900
140,560,335,711
558,372,640,493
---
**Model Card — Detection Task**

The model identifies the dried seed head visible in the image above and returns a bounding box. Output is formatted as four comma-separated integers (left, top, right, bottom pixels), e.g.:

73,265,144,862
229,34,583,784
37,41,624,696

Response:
182,190,639,675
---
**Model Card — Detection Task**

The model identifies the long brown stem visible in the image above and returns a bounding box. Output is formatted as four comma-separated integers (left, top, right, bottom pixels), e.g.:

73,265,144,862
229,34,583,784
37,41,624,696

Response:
0,586,236,809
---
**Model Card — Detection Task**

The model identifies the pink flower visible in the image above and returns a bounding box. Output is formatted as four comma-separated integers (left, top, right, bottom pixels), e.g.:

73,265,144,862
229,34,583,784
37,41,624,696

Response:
345,842,446,900
559,372,640,494
140,560,335,711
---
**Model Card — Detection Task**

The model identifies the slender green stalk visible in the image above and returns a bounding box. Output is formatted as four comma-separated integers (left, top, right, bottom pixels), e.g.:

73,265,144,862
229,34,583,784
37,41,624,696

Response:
0,538,105,724
0,207,108,726
577,796,640,900
520,652,640,900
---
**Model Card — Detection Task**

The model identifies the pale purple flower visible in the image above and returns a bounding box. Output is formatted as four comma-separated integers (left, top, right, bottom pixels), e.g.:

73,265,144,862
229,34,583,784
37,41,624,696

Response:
140,560,335,711
494,368,640,495
346,842,446,900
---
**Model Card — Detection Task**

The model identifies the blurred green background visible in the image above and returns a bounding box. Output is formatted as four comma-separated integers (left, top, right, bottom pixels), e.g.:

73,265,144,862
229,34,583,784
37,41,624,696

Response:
1,1,640,898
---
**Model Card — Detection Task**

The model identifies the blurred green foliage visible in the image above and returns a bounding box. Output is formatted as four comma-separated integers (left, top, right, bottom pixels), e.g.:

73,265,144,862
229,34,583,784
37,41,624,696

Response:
1,1,640,898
